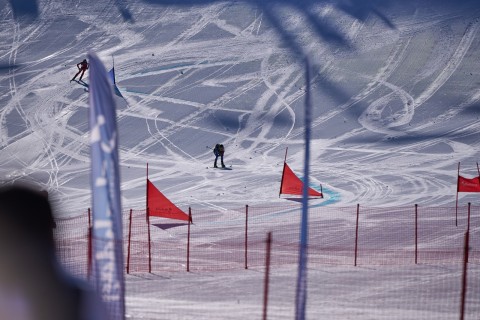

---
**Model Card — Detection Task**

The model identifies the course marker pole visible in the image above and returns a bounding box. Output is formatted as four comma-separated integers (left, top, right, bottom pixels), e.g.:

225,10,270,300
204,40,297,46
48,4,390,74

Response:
354,204,360,267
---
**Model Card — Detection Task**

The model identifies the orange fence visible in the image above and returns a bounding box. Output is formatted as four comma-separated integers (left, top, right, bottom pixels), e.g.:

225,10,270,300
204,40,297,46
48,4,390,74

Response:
54,204,480,278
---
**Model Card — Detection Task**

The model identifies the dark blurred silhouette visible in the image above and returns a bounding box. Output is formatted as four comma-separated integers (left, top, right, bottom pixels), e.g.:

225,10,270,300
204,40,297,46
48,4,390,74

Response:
0,183,106,320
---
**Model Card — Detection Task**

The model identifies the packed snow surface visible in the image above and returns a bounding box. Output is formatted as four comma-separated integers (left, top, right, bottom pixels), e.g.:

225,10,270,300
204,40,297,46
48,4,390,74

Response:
1,0,480,212
1,0,480,319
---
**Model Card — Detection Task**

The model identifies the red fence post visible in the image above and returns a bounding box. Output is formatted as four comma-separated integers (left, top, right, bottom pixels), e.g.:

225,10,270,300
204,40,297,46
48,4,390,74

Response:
467,202,471,234
354,204,360,267
466,203,471,264
126,209,132,274
245,204,249,270
187,207,192,272
415,204,418,265
459,230,470,320
262,232,272,320
147,207,152,273
87,208,92,279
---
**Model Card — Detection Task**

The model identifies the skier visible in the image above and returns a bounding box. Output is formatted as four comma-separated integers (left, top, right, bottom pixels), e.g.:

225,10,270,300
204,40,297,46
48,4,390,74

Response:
71,58,89,82
213,144,225,168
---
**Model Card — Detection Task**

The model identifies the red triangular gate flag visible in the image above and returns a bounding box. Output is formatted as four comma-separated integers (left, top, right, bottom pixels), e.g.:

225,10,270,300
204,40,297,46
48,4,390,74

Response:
147,179,190,221
279,163,323,197
457,175,480,193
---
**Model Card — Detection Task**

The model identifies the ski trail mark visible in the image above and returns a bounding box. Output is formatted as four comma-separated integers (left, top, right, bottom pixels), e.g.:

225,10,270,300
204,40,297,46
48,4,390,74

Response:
414,21,479,108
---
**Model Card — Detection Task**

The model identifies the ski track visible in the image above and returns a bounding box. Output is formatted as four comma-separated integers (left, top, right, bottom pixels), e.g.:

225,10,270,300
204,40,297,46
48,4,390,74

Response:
0,1,480,212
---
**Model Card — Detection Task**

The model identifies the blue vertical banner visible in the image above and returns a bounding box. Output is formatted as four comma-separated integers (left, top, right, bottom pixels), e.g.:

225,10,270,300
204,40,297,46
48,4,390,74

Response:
88,51,125,320
295,58,312,320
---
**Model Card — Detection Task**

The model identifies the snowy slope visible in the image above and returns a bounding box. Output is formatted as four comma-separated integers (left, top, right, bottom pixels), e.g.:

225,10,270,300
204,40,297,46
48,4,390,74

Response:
2,1,480,319
1,0,480,213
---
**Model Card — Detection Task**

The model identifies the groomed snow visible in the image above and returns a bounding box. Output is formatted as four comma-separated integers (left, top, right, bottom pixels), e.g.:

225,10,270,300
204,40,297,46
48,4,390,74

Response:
1,0,480,319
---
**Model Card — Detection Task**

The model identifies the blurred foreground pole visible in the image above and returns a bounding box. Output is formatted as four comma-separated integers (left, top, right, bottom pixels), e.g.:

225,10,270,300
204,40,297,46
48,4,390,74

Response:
88,51,126,320
295,58,312,320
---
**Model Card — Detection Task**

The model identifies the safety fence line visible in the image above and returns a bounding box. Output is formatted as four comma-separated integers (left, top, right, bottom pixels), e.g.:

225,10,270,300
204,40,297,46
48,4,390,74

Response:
53,203,480,277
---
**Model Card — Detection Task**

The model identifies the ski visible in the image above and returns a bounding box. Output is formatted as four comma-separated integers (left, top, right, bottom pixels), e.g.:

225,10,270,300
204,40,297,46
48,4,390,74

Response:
210,166,232,170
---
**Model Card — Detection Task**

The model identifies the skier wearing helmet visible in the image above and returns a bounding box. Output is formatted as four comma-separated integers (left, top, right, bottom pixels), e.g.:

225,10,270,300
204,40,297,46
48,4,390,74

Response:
213,144,225,168
71,59,89,82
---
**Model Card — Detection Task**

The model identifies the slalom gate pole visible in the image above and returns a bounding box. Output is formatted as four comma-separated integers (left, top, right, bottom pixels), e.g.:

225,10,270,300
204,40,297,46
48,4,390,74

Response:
262,232,272,320
146,163,152,273
126,209,133,274
146,162,149,205
187,208,191,272
87,208,92,279
354,204,360,267
459,230,470,320
279,148,288,198
455,191,459,227
245,205,249,270
456,162,460,227
477,163,480,193
477,162,480,185
147,207,152,273
415,204,418,265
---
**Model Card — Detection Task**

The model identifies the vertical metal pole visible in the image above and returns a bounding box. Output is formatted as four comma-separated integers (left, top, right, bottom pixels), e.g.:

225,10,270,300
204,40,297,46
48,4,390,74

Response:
126,209,132,274
187,208,191,272
262,232,272,320
354,204,360,267
459,231,470,320
415,204,418,265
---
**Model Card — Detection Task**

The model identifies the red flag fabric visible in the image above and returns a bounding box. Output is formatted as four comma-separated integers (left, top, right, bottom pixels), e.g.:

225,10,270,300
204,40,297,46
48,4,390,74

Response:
457,175,480,193
280,163,323,197
147,179,190,221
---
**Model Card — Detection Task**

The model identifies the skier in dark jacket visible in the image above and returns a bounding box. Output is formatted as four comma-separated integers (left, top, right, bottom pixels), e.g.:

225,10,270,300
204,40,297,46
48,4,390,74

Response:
71,59,89,82
213,144,225,168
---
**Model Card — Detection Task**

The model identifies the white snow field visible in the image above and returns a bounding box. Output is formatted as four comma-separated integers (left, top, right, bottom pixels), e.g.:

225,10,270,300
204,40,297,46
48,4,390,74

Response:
1,0,480,319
